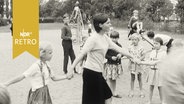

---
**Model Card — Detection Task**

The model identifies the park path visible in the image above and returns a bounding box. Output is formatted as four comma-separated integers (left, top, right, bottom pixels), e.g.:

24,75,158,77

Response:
0,29,166,104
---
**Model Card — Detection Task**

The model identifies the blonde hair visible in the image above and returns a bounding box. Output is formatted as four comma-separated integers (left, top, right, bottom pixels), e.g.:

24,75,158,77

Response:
130,33,140,41
0,86,11,104
39,41,53,57
133,10,138,13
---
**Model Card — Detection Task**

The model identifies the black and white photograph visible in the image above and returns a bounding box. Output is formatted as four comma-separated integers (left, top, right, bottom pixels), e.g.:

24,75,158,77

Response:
0,0,184,104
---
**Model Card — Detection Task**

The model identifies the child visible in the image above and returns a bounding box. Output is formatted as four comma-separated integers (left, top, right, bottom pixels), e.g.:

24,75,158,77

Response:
70,1,80,23
146,31,173,53
139,37,167,104
0,85,11,104
103,31,123,98
87,20,92,36
128,10,143,38
3,41,70,104
128,33,145,98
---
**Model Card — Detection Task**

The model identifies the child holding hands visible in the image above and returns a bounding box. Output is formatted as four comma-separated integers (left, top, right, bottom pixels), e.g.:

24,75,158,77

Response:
138,37,167,104
3,42,70,104
128,33,145,98
104,31,123,98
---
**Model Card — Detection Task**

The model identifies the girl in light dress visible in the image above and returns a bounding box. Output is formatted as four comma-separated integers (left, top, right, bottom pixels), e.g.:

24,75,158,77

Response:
128,33,145,98
139,37,167,104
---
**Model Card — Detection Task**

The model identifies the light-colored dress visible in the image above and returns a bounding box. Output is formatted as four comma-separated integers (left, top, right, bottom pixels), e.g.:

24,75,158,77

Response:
147,49,167,86
128,45,144,74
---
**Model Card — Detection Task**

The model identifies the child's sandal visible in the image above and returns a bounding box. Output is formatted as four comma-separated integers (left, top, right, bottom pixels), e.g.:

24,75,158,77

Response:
140,92,145,98
140,94,145,98
128,92,134,98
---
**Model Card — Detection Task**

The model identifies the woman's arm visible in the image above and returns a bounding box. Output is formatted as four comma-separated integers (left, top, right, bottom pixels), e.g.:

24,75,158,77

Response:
139,60,158,66
109,40,133,59
69,53,87,73
4,75,25,87
68,36,95,75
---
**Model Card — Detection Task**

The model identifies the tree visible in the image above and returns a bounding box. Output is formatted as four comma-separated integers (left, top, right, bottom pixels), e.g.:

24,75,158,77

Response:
159,0,173,21
112,0,140,19
41,0,57,17
6,0,9,18
0,0,4,18
175,0,184,34
175,0,184,23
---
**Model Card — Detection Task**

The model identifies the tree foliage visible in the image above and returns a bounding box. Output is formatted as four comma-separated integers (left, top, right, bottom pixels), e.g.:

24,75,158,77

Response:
142,0,173,22
39,0,174,22
0,0,4,18
175,0,184,23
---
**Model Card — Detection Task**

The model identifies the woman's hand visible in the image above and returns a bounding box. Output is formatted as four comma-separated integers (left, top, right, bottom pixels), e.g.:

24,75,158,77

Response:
112,56,117,61
117,54,122,59
131,57,141,64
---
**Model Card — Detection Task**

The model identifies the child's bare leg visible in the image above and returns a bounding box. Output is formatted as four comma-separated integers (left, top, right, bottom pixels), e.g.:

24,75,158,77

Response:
138,73,145,97
129,73,135,97
107,79,113,92
137,73,143,91
149,85,154,103
105,97,112,104
111,79,116,95
158,86,164,103
131,73,135,91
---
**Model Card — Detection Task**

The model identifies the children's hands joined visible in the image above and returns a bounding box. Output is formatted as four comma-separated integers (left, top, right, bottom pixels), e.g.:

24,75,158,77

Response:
117,54,122,59
131,58,141,64
66,74,73,80
112,56,117,61
67,67,75,80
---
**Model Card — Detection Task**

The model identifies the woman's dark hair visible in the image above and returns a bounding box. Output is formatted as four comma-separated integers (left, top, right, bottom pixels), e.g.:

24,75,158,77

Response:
147,31,155,38
110,31,119,38
154,37,163,45
93,13,108,33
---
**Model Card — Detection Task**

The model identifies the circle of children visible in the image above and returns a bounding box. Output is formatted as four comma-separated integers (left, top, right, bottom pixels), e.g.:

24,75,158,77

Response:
1,10,184,104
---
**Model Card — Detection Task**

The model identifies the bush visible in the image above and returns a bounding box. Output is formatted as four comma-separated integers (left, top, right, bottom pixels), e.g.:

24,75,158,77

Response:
55,16,63,23
177,24,184,34
111,18,129,28
159,21,183,34
142,19,155,31
39,17,55,23
0,19,9,26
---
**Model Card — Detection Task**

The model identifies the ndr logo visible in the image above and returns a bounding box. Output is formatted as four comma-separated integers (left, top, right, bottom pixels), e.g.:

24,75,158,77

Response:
20,29,32,38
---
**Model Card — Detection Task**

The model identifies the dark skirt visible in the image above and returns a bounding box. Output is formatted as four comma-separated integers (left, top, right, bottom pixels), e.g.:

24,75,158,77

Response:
27,85,52,104
88,28,92,34
166,38,174,53
82,68,112,104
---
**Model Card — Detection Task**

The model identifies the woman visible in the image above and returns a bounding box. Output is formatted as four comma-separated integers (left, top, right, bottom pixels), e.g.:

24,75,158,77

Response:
69,13,136,104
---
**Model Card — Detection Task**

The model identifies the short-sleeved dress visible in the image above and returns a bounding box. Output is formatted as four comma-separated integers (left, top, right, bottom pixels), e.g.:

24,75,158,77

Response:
128,45,144,74
147,49,167,86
